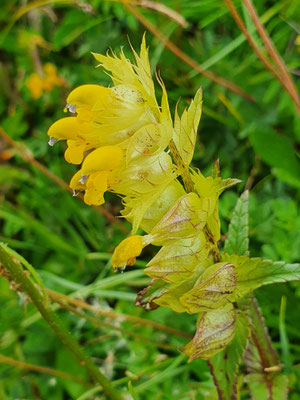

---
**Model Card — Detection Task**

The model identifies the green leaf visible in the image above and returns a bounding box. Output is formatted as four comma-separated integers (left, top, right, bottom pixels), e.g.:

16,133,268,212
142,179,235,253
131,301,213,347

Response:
224,191,249,256
207,312,250,400
223,254,300,299
246,374,289,400
53,10,106,50
250,128,300,187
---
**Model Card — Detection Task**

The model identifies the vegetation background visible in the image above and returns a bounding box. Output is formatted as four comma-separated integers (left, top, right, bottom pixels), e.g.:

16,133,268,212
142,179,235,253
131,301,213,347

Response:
0,0,299,399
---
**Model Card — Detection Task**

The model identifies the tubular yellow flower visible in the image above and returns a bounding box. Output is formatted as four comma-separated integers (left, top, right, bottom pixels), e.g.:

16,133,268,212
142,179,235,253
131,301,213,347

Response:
112,235,143,270
47,117,92,143
66,84,110,113
81,146,123,175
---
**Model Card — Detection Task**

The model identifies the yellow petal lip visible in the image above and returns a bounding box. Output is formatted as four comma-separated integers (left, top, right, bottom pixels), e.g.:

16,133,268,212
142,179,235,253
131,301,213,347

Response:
112,235,143,269
66,84,110,111
86,171,109,190
81,145,123,175
84,189,105,206
48,117,82,141
82,171,109,206
64,144,86,165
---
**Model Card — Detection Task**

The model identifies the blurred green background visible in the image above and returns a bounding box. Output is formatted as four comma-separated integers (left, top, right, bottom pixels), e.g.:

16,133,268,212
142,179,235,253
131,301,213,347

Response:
0,0,300,399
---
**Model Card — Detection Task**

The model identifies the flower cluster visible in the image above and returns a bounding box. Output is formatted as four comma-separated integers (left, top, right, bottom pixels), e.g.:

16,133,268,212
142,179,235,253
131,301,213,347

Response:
48,38,241,361
26,63,65,99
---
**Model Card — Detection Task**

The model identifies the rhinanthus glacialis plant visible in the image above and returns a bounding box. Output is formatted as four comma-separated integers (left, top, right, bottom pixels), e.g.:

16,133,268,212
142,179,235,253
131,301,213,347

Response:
48,37,300,397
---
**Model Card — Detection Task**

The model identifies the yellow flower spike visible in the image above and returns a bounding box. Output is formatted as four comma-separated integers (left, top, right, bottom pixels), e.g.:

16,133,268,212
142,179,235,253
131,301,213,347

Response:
66,84,110,113
112,235,144,270
81,146,123,175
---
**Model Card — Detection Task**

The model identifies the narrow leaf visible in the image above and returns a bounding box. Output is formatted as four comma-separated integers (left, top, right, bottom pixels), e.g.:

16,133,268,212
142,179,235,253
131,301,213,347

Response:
224,191,249,256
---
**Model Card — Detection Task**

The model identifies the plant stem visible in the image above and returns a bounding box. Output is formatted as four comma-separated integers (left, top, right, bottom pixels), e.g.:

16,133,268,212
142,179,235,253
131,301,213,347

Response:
0,245,124,400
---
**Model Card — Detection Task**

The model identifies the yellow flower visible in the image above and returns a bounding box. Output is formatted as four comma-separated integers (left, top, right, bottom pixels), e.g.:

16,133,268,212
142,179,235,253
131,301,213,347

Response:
47,117,92,142
26,73,44,99
65,84,110,113
84,171,109,206
68,146,124,205
81,145,123,175
26,63,64,99
112,235,144,270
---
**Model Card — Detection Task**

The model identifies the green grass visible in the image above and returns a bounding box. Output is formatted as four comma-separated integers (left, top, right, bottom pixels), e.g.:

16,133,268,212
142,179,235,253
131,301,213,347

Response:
0,0,299,398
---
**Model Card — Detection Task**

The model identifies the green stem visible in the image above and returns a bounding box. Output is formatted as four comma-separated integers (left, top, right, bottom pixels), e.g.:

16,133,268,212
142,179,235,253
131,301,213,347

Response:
0,245,124,400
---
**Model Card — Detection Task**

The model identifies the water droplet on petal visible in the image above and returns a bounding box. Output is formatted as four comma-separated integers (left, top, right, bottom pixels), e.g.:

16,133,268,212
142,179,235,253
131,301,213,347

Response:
48,137,58,146
79,175,88,184
66,103,77,113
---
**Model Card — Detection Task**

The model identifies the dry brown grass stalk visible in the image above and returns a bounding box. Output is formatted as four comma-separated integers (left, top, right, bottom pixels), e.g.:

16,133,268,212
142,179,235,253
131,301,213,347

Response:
224,0,300,114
